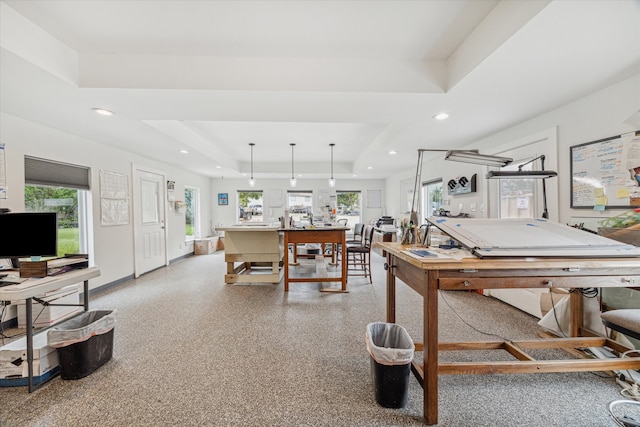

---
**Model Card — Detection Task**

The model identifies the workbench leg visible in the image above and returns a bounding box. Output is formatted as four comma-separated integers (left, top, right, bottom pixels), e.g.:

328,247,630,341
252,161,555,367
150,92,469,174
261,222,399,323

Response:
83,279,89,311
425,270,439,425
26,297,34,393
386,253,396,323
284,235,290,292
340,234,347,291
570,290,584,337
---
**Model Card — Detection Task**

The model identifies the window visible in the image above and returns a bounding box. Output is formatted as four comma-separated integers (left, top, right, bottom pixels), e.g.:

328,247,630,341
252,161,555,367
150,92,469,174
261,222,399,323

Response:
185,186,200,239
336,191,361,226
24,157,91,258
238,190,263,223
497,162,536,218
421,180,443,221
24,185,87,256
287,191,313,222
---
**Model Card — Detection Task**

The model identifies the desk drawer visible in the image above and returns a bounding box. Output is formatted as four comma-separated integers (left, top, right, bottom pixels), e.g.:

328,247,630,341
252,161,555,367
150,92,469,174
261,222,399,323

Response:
439,275,640,290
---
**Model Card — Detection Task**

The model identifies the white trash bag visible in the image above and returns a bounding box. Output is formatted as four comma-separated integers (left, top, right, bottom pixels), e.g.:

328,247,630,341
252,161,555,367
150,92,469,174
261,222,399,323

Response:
47,309,117,349
366,322,414,366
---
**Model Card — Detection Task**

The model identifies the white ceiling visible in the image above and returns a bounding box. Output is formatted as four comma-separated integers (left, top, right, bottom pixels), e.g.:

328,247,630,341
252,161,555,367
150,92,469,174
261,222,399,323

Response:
1,0,639,181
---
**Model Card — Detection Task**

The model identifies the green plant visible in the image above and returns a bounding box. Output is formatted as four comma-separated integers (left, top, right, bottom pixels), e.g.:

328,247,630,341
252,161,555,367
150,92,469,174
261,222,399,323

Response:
599,208,640,228
57,227,79,256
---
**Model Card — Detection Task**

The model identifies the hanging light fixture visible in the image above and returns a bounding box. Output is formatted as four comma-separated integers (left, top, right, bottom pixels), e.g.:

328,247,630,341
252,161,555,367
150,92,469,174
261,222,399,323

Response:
248,143,255,187
329,143,336,187
289,143,297,187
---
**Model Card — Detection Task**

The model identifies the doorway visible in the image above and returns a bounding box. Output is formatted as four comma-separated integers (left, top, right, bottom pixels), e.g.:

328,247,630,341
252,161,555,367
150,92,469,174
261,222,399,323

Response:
132,165,168,277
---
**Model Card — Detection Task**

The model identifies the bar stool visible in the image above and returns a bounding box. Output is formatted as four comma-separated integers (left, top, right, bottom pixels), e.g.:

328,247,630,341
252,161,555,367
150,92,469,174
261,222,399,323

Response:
347,225,374,283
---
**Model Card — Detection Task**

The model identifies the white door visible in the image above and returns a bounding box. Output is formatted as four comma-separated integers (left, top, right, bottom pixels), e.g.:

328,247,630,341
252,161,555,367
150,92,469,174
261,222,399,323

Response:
133,166,168,277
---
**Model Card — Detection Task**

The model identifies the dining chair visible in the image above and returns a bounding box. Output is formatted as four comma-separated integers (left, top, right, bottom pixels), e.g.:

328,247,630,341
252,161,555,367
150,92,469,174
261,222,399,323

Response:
346,224,375,283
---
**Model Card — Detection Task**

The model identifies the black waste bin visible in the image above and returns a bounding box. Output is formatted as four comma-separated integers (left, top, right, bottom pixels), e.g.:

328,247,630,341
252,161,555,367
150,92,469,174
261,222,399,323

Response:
366,322,415,408
47,310,116,380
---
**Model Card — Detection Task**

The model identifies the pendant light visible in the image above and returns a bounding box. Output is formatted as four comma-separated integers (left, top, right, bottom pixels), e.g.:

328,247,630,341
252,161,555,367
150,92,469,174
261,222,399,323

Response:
289,143,297,187
248,143,255,187
329,143,336,187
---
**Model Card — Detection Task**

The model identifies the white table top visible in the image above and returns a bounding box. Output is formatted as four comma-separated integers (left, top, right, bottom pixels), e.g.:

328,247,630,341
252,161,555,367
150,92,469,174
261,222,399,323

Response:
0,267,100,301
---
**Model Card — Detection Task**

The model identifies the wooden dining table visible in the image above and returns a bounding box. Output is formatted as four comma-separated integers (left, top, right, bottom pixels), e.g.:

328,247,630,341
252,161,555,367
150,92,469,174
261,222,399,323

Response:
378,242,640,425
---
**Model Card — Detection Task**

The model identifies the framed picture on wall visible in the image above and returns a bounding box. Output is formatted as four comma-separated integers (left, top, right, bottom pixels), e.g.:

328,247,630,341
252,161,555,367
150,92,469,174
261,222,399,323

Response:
218,193,228,205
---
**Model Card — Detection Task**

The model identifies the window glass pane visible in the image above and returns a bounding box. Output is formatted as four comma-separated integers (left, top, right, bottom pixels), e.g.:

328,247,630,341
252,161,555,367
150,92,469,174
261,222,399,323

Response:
287,191,313,223
336,191,361,226
498,163,536,218
141,179,160,224
25,185,82,256
185,186,199,238
238,191,263,223
422,180,443,220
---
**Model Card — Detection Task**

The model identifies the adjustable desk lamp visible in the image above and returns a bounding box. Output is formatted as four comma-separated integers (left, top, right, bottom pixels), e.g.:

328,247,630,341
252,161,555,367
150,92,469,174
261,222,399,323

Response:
410,149,513,224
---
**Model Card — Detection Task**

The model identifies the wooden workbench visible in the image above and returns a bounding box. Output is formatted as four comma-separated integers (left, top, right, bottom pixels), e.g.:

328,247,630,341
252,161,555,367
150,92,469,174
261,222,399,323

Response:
281,226,348,292
378,242,640,425
217,225,283,284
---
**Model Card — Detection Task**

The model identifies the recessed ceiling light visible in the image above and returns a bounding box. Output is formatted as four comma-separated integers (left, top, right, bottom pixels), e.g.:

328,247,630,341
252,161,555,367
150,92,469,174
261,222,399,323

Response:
388,150,397,155
433,112,449,121
92,108,114,116
180,150,189,154
367,166,373,170
352,174,358,177
215,165,222,169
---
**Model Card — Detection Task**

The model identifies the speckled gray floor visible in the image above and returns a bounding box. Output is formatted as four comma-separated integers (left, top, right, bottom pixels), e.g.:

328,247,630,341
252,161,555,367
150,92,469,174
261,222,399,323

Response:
0,251,624,426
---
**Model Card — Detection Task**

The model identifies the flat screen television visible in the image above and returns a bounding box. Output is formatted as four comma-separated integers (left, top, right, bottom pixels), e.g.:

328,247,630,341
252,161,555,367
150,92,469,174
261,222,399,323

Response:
0,212,58,267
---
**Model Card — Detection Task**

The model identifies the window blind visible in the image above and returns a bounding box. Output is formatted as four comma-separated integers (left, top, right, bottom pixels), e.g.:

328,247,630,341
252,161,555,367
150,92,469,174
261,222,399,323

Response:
24,156,91,190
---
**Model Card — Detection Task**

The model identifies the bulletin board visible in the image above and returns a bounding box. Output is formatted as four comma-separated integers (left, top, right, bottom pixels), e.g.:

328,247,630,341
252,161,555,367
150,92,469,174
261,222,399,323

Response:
570,131,640,209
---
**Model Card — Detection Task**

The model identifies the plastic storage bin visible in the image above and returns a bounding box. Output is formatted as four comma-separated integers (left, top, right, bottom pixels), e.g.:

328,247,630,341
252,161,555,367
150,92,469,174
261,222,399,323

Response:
47,310,116,380
366,322,415,408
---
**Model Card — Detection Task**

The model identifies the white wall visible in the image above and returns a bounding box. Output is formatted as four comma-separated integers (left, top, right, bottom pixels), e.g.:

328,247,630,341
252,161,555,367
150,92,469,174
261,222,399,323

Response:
2,72,637,291
211,178,386,228
0,113,212,290
386,73,640,224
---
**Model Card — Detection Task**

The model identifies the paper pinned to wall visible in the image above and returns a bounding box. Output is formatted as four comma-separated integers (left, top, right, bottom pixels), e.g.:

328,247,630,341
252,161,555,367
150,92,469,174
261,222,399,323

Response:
0,144,6,199
268,189,284,207
100,169,130,226
367,189,381,208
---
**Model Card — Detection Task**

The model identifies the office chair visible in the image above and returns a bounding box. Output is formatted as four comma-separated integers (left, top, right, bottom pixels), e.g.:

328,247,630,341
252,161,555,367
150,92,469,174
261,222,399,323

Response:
607,399,640,427
347,225,374,283
602,312,640,427
601,309,640,342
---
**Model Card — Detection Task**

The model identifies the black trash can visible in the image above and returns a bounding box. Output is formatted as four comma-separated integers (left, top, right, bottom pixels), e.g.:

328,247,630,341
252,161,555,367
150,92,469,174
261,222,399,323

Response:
366,322,415,408
47,310,116,380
